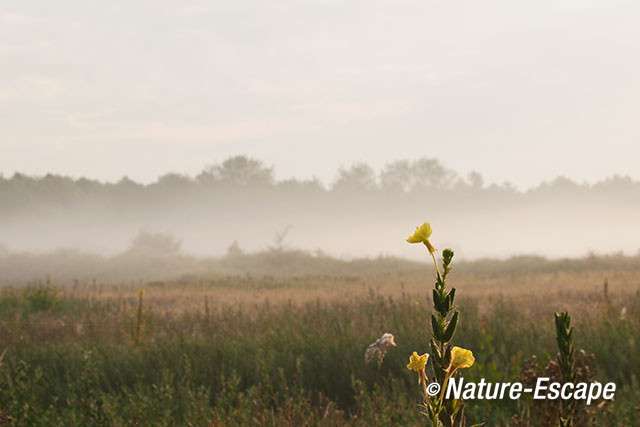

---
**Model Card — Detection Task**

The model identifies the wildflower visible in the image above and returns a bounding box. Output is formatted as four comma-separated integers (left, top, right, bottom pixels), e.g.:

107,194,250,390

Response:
407,352,429,372
407,222,437,254
448,346,475,372
407,352,429,384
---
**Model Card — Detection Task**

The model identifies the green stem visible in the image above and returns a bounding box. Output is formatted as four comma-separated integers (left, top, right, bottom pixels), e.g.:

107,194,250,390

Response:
439,370,453,407
429,250,440,277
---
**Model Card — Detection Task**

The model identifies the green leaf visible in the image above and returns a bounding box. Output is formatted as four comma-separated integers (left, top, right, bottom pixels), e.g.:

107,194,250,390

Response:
442,311,459,342
433,289,443,312
448,288,456,306
431,315,443,341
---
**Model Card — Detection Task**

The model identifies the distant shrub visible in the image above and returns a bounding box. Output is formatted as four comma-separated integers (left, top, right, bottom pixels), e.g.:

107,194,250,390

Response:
127,229,182,257
22,280,59,314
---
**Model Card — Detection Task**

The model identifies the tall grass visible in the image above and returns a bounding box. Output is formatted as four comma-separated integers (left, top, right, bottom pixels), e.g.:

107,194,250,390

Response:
0,278,638,425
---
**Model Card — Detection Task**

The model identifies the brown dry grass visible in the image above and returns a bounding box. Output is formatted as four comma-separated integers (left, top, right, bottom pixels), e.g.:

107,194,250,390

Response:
62,269,640,321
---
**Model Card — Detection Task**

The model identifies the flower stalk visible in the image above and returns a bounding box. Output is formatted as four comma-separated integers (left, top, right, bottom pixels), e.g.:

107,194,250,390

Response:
406,222,480,426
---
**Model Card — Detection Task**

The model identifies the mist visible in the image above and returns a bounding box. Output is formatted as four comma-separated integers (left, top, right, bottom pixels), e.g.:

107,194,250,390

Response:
1,155,638,264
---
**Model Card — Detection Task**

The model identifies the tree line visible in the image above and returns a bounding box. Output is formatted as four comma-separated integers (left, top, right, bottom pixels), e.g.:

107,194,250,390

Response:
2,155,638,212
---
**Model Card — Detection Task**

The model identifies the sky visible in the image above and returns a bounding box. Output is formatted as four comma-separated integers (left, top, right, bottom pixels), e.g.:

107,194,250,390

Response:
2,0,639,190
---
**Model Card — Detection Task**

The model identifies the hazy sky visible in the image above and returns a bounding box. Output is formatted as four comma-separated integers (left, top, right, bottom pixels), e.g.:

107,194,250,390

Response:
2,0,639,190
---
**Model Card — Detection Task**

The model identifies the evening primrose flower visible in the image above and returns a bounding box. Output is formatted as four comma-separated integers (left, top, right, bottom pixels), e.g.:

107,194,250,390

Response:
406,222,437,254
407,352,429,384
448,346,475,372
407,352,429,372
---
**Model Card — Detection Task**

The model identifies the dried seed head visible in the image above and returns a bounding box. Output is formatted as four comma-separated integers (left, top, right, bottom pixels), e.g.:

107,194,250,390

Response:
364,333,397,369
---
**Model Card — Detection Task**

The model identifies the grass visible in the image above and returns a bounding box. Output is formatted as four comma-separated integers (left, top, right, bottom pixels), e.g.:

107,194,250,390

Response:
0,269,639,425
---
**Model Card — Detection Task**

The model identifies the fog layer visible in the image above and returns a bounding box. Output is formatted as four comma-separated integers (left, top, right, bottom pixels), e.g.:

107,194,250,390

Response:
1,156,638,260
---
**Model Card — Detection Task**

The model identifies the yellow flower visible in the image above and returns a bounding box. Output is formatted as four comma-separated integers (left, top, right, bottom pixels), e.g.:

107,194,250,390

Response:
406,222,437,254
448,346,475,371
406,222,432,243
407,351,429,372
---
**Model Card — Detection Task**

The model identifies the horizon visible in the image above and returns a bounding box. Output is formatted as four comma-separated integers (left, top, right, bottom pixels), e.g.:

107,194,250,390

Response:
2,154,639,193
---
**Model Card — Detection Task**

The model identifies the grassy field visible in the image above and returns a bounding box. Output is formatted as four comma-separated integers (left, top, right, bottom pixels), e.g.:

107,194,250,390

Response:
0,263,639,425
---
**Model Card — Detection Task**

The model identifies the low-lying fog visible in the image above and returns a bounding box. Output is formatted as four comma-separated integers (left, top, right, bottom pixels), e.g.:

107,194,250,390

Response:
1,156,639,261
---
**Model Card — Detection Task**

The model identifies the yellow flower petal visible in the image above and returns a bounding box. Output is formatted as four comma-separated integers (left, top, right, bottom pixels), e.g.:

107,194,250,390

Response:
406,222,437,254
449,346,475,370
406,223,432,243
407,351,429,372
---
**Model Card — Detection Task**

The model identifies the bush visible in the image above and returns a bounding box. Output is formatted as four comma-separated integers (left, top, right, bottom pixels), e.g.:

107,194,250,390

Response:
22,280,59,314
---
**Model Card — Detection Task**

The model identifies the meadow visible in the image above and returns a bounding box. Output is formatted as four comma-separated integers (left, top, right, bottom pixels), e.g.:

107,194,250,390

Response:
0,256,639,426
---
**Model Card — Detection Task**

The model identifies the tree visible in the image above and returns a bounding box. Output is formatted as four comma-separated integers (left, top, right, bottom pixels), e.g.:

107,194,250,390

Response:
410,157,456,190
199,155,274,186
467,171,484,189
380,160,412,192
333,162,378,191
226,240,244,257
156,173,192,189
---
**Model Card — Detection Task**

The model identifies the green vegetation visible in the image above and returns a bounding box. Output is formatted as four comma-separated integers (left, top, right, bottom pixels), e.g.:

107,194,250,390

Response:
0,275,638,425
